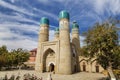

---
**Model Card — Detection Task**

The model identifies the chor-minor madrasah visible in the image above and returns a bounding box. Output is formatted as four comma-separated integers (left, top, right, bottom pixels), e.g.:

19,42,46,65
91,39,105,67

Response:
34,10,104,75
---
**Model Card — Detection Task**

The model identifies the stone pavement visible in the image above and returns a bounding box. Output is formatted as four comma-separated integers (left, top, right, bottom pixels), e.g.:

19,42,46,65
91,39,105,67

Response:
0,70,107,80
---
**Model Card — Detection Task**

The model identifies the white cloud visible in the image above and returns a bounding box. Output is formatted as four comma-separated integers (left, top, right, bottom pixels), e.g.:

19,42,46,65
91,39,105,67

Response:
108,0,120,15
0,13,39,25
11,0,14,3
0,21,57,50
37,0,49,4
91,0,120,15
70,0,120,24
37,0,65,4
0,0,58,21
0,34,37,51
1,0,119,51
0,39,37,51
0,22,39,34
0,0,59,50
0,22,39,50
0,28,18,39
92,0,106,14
0,31,37,51
33,8,58,21
0,0,35,16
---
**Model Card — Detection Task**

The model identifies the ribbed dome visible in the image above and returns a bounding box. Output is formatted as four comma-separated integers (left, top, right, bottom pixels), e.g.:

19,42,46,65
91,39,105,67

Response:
40,17,49,25
72,22,79,29
59,10,69,19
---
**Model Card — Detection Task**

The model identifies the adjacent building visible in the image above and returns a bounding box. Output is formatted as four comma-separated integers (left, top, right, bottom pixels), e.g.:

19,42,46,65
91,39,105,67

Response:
25,48,37,68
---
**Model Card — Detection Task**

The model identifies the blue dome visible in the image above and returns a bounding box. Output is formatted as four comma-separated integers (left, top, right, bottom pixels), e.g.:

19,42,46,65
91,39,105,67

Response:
72,22,79,29
40,17,49,25
59,10,69,19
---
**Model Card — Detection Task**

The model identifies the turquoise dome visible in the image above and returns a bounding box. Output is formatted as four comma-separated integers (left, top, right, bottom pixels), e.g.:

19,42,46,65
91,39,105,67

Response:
72,22,79,29
59,10,69,19
55,27,59,34
40,17,49,25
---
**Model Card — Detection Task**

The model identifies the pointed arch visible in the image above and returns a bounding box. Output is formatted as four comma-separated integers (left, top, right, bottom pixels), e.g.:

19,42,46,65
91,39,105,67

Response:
79,59,88,63
43,48,55,56
43,48,55,72
91,59,97,64
79,59,88,72
91,59,100,72
48,62,55,66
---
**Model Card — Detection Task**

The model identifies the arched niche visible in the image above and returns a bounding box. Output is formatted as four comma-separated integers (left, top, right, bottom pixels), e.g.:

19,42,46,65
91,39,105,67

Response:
91,59,99,72
79,59,88,72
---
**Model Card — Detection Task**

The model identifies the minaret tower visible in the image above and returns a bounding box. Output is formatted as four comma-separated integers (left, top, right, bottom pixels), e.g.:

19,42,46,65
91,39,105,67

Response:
59,10,72,74
54,27,59,40
72,22,80,47
72,22,80,71
38,17,49,42
35,17,49,72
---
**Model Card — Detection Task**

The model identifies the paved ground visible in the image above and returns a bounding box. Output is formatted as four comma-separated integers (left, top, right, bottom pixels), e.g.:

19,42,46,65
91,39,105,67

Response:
0,70,107,80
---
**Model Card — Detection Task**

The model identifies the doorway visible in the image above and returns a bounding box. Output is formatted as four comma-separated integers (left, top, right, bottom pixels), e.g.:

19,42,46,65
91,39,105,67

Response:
83,65,86,71
83,62,86,71
96,65,99,72
49,63,55,72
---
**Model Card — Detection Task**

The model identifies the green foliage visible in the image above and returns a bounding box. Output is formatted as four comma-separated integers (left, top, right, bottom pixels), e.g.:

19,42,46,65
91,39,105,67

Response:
10,48,30,66
80,46,90,57
0,55,7,68
83,22,120,69
0,45,8,69
0,45,8,55
0,46,30,70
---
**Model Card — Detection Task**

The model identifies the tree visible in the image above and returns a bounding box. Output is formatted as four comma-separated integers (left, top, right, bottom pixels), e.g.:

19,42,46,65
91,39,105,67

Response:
5,53,16,68
0,45,8,69
10,48,29,68
0,55,7,69
0,45,30,70
0,45,8,55
83,22,120,69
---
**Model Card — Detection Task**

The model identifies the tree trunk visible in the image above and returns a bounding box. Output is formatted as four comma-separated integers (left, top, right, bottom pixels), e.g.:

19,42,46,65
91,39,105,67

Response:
108,61,112,69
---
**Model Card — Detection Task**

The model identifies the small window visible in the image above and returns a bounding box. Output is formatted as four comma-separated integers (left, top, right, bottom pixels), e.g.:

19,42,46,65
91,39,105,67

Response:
31,52,35,56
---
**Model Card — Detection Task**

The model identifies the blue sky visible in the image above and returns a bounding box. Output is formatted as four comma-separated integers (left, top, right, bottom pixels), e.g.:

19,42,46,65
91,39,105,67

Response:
0,0,120,50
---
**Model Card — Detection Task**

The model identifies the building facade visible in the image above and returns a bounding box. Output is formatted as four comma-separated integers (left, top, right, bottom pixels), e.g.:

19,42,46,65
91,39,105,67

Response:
35,10,104,74
25,48,37,68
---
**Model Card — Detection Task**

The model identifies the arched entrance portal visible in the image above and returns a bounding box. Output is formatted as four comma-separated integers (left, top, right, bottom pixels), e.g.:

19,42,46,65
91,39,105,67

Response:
43,48,55,72
49,63,55,72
